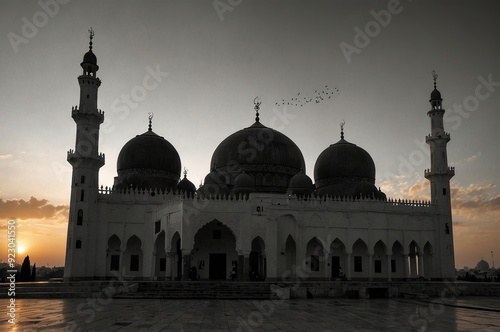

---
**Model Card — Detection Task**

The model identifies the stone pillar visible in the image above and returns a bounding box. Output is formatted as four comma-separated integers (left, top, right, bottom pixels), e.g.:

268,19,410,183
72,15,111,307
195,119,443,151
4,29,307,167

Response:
410,254,417,278
324,252,330,280
238,254,244,281
387,254,392,281
182,249,191,281
417,252,424,278
243,254,250,281
368,254,373,281
346,253,352,280
403,254,410,280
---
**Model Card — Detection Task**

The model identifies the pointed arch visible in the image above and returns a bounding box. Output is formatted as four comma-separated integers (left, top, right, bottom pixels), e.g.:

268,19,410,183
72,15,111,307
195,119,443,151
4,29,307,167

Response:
250,236,266,280
391,240,405,280
170,231,182,280
423,241,434,280
409,240,420,278
373,240,387,279
107,234,121,274
306,237,324,276
330,238,346,279
154,231,166,279
352,238,369,279
192,219,238,280
124,235,143,276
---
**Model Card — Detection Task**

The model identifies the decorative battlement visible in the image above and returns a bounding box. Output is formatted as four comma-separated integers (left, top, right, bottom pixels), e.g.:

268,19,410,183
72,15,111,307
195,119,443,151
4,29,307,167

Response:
425,132,450,142
424,167,455,177
97,185,433,211
67,149,105,167
71,106,105,122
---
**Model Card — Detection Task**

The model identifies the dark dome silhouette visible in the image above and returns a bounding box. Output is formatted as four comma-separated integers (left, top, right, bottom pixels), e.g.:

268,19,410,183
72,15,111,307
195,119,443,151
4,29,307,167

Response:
177,172,196,196
233,171,255,195
289,170,314,197
314,136,378,197
430,88,442,101
210,121,305,193
83,50,97,65
115,129,181,191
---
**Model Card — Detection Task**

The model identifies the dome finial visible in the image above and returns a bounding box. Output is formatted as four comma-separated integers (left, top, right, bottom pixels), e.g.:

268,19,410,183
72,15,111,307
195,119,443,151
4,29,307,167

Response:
148,112,154,131
254,97,262,122
183,167,188,178
340,120,345,139
432,70,438,90
88,27,94,51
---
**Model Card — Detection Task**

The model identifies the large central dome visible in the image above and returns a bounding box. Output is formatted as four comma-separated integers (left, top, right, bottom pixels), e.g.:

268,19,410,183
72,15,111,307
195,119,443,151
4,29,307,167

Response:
209,121,305,193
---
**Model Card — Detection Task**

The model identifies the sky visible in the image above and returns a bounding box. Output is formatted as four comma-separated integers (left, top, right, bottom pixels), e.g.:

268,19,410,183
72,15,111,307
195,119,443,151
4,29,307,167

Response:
0,0,499,269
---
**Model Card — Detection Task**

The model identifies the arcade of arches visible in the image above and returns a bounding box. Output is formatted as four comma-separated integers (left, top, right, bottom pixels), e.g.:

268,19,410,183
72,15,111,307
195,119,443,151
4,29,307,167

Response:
105,220,436,281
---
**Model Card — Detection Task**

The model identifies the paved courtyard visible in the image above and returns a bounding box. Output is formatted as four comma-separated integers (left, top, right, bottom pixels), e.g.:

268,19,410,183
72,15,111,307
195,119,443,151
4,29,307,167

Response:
2,297,499,331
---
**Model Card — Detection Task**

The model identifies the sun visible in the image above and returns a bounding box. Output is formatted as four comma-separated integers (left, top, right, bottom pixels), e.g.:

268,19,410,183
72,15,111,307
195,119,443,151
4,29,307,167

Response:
17,245,26,255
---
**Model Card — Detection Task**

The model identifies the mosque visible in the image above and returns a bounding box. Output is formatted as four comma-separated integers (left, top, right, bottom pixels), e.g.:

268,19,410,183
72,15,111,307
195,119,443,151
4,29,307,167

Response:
64,32,456,282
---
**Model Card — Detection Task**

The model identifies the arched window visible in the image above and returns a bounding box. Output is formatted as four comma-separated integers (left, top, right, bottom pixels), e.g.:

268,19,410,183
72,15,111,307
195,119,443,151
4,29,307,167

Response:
76,239,82,249
77,209,83,225
80,189,84,201
80,175,85,184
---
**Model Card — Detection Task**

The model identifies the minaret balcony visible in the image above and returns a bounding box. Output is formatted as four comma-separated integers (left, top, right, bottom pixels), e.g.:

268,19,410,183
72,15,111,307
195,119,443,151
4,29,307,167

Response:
424,166,455,178
67,149,105,168
425,132,450,143
71,106,104,123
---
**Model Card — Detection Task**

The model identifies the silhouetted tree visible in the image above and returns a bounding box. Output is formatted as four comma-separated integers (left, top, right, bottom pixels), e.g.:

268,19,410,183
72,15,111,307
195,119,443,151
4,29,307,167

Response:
19,256,31,282
31,263,36,281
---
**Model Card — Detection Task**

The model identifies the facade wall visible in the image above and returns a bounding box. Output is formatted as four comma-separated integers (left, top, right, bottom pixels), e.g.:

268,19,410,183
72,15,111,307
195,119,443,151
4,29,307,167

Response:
68,191,448,281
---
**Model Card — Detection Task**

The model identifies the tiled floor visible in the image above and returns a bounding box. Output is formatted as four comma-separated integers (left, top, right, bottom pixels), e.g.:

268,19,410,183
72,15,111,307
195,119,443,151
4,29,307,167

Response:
2,297,500,331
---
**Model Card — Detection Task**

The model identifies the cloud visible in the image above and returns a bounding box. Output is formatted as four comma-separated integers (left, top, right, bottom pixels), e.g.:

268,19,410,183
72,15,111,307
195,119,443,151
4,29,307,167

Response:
451,184,500,219
0,196,69,221
0,154,13,160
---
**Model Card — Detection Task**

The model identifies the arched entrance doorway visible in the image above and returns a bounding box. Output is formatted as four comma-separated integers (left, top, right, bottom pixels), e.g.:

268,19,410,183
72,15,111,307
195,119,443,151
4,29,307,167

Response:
330,238,346,279
191,220,238,280
170,232,182,280
154,231,166,279
250,237,266,280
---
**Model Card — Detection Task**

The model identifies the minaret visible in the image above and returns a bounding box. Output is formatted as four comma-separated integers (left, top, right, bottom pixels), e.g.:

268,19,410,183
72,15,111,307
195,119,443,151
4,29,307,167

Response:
424,71,455,280
64,28,105,279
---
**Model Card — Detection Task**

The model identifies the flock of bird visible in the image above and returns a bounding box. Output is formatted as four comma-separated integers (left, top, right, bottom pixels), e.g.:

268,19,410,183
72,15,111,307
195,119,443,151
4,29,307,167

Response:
274,85,340,107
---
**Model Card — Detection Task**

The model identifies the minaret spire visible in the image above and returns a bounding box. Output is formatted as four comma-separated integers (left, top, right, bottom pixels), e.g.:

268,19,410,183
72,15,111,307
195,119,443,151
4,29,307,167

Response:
148,112,154,131
432,70,438,90
88,27,94,51
254,97,261,122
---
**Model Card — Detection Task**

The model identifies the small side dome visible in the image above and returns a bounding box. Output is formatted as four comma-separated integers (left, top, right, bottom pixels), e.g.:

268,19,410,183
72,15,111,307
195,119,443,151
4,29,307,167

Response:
177,172,196,197
430,88,442,101
233,171,255,196
289,170,314,197
83,50,97,65
476,259,490,271
198,168,230,197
